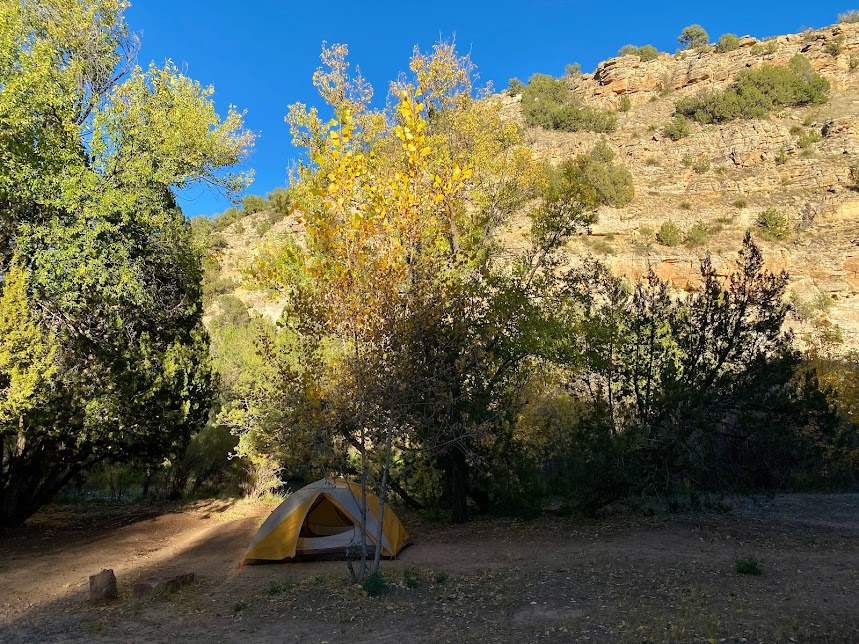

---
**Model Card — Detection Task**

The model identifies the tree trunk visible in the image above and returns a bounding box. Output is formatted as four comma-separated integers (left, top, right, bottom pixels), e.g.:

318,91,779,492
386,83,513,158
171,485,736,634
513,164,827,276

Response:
450,447,468,524
1,460,71,528
388,479,423,510
370,420,393,576
358,425,368,581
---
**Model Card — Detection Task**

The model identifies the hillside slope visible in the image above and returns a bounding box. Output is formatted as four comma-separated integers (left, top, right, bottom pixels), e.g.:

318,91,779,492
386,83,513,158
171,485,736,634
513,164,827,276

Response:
208,21,859,349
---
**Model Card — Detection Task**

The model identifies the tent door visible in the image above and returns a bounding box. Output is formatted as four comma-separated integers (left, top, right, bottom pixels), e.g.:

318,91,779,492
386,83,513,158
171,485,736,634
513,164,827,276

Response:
300,495,355,537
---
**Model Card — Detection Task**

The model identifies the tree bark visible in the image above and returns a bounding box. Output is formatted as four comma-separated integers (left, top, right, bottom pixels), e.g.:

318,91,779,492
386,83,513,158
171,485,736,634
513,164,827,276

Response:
450,447,469,524
388,479,423,510
370,420,393,576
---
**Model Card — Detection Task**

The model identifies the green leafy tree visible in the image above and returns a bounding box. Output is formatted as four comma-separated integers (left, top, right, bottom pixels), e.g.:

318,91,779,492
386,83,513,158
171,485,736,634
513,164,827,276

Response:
0,261,57,427
0,0,252,526
678,24,709,50
561,234,842,502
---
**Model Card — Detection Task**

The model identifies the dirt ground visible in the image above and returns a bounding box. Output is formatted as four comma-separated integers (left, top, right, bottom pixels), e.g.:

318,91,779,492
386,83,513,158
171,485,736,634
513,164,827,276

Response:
0,494,857,643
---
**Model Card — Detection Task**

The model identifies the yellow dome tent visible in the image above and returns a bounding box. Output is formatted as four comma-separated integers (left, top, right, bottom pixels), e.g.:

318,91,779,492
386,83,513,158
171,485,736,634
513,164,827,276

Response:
243,479,410,562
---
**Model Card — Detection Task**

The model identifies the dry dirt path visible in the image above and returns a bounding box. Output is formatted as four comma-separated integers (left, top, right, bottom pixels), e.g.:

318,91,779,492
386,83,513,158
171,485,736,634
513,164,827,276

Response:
1,495,857,643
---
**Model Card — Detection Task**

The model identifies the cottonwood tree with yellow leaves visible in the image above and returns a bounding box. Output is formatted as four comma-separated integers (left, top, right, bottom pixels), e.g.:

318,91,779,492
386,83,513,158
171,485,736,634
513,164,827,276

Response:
233,40,594,579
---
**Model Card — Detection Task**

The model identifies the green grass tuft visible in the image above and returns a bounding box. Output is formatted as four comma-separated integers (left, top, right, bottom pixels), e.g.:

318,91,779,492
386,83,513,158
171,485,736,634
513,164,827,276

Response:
736,556,764,575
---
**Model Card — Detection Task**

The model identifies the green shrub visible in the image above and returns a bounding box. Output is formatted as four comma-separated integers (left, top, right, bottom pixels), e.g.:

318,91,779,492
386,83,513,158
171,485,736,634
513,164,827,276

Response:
159,422,243,499
657,220,683,246
791,289,833,321
659,71,676,96
775,148,788,165
681,155,693,168
664,115,690,140
618,95,631,112
267,209,288,226
212,206,247,232
685,221,710,247
202,274,239,307
212,294,250,328
565,62,582,78
242,194,267,214
716,33,740,53
675,55,829,124
618,44,659,61
679,200,692,210
796,129,822,149
803,29,822,43
522,74,617,133
838,10,859,23
402,566,419,589
266,187,293,215
735,556,763,575
637,44,659,61
644,156,660,166
850,54,859,71
692,157,711,174
824,35,845,57
361,572,387,597
588,238,615,255
757,208,791,240
750,39,779,56
548,140,634,209
507,77,525,96
268,580,293,595
732,197,748,208
434,572,449,585
678,24,709,50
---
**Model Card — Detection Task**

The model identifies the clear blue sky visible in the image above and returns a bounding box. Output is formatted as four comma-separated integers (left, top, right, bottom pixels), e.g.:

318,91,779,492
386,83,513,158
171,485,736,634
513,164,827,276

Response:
125,1,854,217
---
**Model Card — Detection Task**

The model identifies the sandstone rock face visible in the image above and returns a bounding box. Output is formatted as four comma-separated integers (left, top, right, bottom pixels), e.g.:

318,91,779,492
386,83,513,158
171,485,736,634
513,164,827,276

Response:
89,569,117,604
510,22,859,352
577,23,859,109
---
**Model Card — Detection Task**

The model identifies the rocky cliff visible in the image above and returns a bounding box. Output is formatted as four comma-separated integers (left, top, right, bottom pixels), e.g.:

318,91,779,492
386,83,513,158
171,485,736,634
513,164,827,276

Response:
212,21,859,350
504,21,859,348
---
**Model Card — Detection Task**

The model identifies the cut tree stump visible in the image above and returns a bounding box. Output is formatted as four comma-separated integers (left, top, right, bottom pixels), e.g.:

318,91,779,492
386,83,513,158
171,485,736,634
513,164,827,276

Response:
89,569,118,604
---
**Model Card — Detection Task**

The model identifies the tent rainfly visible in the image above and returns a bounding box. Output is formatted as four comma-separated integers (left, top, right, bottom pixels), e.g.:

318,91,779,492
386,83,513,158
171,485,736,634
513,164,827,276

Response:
242,479,410,562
